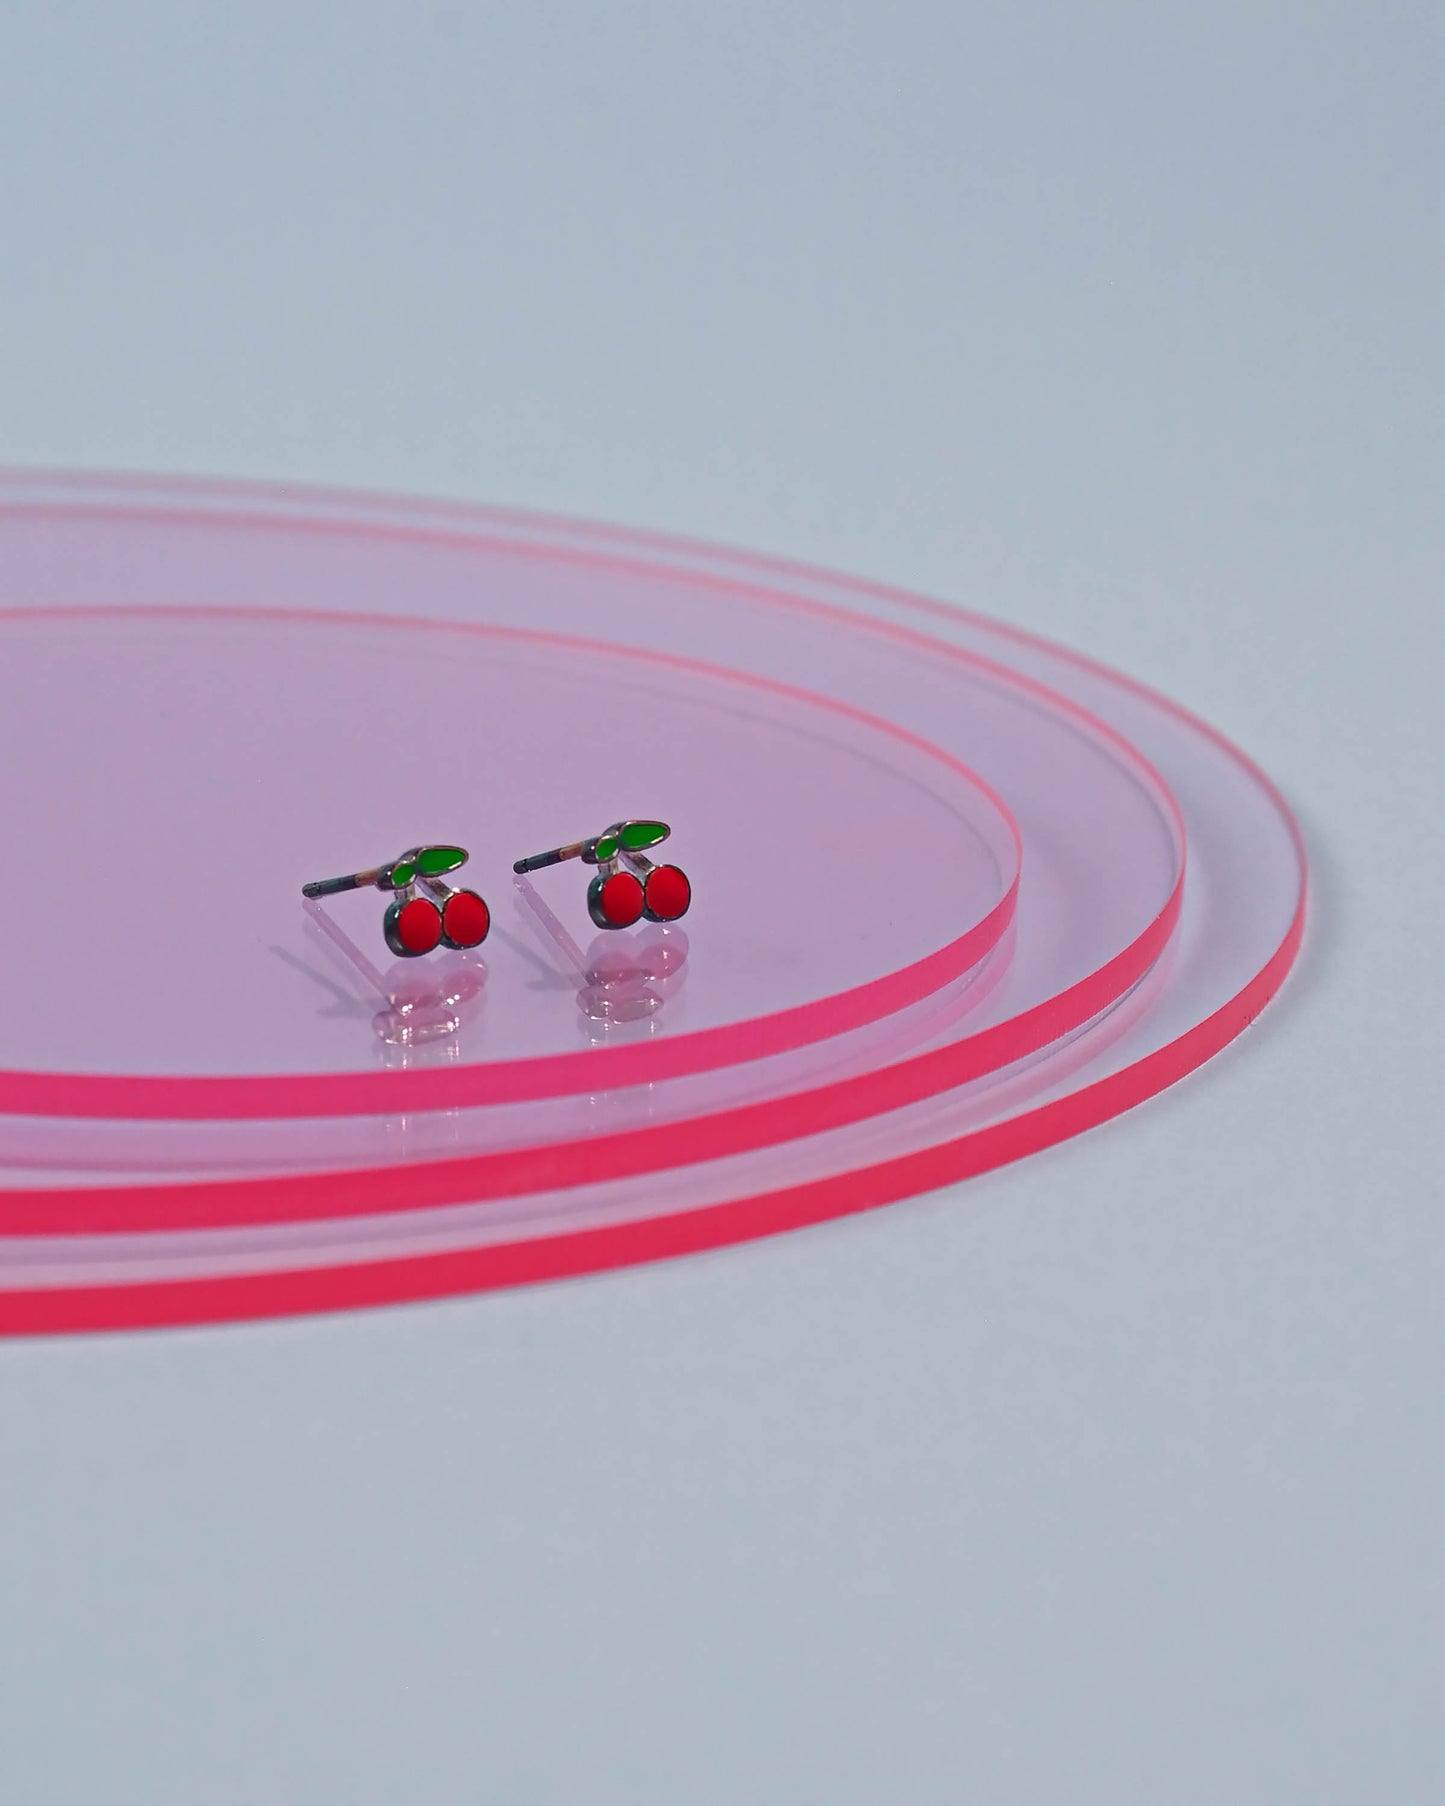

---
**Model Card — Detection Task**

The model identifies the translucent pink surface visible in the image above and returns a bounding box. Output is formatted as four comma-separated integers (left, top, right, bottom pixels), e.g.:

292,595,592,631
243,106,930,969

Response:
0,486,1183,1177
0,476,1305,1331
0,496,1188,1123
0,606,1020,1108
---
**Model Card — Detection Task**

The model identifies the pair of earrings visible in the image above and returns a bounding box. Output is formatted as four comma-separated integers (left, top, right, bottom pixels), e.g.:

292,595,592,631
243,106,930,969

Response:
301,818,691,959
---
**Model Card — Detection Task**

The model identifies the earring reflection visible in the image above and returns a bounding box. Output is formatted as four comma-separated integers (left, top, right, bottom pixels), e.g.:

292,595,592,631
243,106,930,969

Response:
301,895,488,1054
513,872,688,1044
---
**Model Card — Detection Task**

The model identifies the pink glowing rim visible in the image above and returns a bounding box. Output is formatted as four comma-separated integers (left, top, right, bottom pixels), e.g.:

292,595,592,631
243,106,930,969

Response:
0,881,1177,1235
0,930,1299,1335
0,475,1307,1332
0,600,1023,1118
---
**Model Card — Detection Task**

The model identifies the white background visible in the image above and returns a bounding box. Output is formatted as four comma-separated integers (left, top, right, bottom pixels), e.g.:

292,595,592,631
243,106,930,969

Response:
1,5,1441,1801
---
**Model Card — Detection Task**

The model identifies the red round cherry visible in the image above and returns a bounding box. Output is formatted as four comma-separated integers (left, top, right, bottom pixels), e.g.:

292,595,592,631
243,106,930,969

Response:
599,871,644,927
644,864,691,921
442,889,490,948
394,896,442,955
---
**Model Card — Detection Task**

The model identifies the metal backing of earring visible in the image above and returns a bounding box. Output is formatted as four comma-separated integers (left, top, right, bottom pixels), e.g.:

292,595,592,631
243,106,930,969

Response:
303,844,491,958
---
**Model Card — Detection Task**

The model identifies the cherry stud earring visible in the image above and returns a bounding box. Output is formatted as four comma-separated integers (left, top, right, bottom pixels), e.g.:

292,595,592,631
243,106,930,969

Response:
301,844,491,957
513,819,692,930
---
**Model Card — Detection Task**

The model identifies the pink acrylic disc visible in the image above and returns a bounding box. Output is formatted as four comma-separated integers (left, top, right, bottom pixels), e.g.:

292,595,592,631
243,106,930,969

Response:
0,605,1021,1111
0,475,1305,1333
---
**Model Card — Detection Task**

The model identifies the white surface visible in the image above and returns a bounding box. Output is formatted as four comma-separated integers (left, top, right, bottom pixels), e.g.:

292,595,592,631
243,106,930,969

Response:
1,5,1441,1801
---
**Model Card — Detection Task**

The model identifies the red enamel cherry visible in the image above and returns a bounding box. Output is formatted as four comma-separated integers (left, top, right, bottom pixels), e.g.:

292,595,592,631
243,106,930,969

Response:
389,896,443,956
643,864,691,922
441,889,490,948
590,870,645,929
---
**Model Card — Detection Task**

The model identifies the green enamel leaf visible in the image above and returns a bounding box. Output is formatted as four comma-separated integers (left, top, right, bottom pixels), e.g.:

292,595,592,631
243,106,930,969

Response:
418,845,466,876
593,835,619,863
389,860,416,888
620,820,668,851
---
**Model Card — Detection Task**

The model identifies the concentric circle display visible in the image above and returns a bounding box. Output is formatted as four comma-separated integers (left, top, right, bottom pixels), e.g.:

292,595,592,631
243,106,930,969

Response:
0,474,1305,1333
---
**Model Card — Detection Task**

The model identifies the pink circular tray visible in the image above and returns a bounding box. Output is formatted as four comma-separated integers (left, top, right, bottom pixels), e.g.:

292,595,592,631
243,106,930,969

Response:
0,475,1304,1332
0,604,1024,1113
